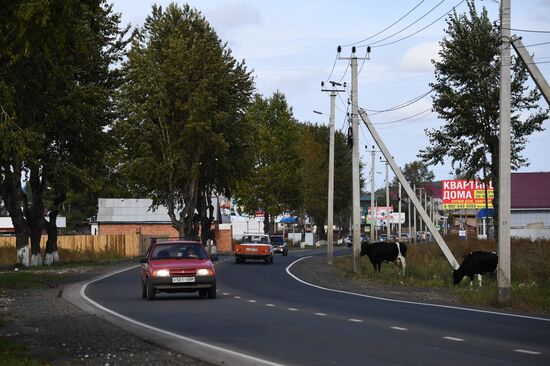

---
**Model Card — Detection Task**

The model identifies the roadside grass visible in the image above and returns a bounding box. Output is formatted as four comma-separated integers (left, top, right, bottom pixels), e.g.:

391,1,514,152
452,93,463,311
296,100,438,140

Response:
0,338,49,366
334,237,550,314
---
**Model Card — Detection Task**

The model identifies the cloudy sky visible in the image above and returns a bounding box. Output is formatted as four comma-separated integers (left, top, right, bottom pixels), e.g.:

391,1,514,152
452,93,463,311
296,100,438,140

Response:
111,0,550,188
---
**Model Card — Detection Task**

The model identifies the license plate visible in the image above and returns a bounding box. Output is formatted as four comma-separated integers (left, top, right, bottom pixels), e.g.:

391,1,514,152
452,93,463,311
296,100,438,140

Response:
245,247,258,252
172,277,195,283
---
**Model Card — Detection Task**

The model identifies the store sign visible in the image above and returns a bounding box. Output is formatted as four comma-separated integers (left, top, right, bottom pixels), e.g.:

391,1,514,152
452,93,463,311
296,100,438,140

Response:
442,180,493,209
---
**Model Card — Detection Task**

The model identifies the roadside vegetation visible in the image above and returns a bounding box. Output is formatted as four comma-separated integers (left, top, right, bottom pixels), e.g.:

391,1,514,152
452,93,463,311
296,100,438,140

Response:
334,237,550,315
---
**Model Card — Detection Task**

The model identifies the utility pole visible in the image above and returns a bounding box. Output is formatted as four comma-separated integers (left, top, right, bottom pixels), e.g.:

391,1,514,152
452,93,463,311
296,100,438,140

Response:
408,189,411,238
398,182,402,240
499,0,512,302
418,187,424,241
339,46,369,274
368,147,377,243
424,190,428,234
384,160,390,240
319,81,346,265
413,184,417,243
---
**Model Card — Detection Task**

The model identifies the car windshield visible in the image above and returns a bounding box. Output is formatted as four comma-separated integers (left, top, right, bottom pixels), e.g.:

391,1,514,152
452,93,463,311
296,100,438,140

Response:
151,243,208,260
270,236,285,244
242,235,268,244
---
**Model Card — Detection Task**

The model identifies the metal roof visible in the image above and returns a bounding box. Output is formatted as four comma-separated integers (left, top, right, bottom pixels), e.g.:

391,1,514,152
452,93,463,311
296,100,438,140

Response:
96,198,176,223
511,172,550,209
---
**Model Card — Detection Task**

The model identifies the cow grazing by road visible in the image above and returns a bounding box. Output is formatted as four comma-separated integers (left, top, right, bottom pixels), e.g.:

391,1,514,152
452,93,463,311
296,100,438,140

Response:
360,241,408,276
453,251,498,286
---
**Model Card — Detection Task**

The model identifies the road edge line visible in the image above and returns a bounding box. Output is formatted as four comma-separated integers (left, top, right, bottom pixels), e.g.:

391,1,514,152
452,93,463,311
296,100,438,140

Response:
286,256,550,323
63,265,286,366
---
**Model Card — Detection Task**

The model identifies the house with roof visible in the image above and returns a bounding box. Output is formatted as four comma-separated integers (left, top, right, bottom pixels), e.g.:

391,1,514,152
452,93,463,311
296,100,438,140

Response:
93,198,233,251
510,172,550,240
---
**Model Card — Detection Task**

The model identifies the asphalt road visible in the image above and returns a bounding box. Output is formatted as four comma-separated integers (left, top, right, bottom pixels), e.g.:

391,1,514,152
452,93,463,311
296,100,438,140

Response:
84,248,550,366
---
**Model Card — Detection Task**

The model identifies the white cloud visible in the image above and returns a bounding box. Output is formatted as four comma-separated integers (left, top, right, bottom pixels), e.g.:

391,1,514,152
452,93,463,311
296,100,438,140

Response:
398,42,441,73
206,2,261,31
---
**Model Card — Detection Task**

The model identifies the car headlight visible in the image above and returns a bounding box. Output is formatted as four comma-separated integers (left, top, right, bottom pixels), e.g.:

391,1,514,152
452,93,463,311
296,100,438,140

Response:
154,269,170,277
196,268,213,276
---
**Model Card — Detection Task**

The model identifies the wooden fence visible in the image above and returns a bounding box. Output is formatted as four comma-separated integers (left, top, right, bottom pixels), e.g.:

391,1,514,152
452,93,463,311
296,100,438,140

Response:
0,234,144,257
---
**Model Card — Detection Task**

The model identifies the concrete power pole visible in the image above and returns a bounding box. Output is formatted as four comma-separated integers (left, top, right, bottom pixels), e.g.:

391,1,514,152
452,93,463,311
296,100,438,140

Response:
370,148,376,243
320,81,345,265
385,161,390,240
340,46,369,274
413,184,417,243
398,182,402,240
498,0,512,302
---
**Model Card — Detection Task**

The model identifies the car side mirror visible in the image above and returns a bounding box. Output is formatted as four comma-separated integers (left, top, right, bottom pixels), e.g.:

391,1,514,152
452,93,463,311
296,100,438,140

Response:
139,257,147,264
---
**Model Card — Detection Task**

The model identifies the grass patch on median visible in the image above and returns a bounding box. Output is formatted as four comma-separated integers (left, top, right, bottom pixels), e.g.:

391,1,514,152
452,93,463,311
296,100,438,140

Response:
334,237,550,315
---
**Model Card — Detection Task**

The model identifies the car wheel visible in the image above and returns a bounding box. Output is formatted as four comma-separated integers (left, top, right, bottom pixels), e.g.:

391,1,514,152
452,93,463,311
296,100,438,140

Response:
270,255,274,263
207,284,217,299
264,258,269,264
283,250,288,256
146,278,155,300
141,281,146,298
235,257,240,264
199,289,207,298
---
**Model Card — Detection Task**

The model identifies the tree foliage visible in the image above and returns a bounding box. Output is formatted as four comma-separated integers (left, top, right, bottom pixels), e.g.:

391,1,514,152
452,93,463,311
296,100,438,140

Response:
235,92,301,233
0,0,127,265
116,3,254,239
391,160,435,190
419,0,547,234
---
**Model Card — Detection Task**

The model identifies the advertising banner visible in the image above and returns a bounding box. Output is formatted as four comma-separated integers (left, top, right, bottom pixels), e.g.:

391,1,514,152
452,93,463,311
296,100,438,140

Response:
442,180,493,209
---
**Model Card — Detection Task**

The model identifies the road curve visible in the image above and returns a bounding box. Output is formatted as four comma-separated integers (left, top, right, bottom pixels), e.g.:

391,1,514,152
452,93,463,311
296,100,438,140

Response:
75,248,550,366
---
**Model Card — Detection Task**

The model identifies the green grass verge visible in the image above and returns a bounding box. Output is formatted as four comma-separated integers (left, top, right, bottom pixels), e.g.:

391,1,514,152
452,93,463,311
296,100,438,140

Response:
0,338,49,366
333,236,550,314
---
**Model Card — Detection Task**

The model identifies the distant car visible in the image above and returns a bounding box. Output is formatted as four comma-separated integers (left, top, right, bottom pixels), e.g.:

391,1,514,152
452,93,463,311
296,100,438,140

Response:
139,240,216,300
400,233,412,244
270,235,288,256
235,233,274,264
346,234,368,247
380,234,398,242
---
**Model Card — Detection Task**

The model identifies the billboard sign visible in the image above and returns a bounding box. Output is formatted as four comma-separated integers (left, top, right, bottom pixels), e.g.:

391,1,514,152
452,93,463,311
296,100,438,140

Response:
365,206,393,224
442,180,493,209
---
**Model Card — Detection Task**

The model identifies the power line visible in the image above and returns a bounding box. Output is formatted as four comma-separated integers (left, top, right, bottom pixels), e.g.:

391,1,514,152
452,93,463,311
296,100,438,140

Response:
363,90,433,114
324,52,339,82
376,109,435,129
524,41,550,47
371,108,433,125
341,0,426,48
372,0,465,49
505,28,550,34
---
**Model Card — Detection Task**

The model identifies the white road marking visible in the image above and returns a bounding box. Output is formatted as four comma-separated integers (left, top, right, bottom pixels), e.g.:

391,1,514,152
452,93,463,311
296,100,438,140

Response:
514,349,541,355
348,319,363,323
287,308,299,311
391,326,407,331
234,296,241,299
443,336,465,342
248,300,257,303
266,304,276,307
222,292,229,296
285,256,550,323
79,267,285,366
314,313,327,316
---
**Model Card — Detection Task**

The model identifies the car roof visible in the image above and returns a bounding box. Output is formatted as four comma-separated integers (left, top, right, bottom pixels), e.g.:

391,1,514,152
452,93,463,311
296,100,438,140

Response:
154,240,201,245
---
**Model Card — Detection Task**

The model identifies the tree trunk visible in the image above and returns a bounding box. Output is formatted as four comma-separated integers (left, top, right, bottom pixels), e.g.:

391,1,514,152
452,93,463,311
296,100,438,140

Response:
27,166,45,266
1,164,30,266
263,211,270,234
44,209,60,265
44,192,66,265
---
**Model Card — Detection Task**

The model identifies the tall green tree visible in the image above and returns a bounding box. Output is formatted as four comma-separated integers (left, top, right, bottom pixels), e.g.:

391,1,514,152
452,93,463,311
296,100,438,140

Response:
116,3,254,240
298,124,353,240
419,0,548,235
391,160,435,190
0,0,127,265
235,92,302,233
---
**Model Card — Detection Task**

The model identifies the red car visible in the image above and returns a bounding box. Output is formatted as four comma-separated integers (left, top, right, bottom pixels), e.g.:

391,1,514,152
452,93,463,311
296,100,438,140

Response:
139,240,216,300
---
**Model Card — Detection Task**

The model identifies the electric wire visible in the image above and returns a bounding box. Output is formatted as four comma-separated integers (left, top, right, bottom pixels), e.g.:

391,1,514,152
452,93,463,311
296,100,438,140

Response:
371,108,433,125
324,52,339,82
365,0,446,47
377,110,434,129
524,41,550,47
505,28,550,34
371,0,465,49
363,90,433,115
341,0,426,48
